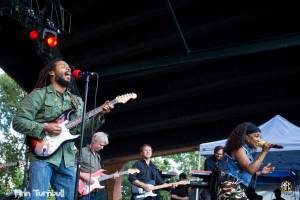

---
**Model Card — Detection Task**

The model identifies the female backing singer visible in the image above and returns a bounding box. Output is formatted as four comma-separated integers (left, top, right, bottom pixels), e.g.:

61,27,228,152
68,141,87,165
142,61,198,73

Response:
218,122,275,200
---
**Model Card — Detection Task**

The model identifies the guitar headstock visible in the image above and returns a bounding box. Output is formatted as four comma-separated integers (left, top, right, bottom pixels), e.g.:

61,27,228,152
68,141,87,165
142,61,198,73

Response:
128,168,140,174
115,93,137,104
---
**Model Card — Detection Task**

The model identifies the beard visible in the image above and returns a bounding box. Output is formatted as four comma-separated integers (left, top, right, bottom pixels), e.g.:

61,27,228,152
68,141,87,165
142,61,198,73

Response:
55,74,70,87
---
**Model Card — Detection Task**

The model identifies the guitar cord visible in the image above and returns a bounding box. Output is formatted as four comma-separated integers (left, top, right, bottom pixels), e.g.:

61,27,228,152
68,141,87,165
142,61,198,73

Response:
87,72,100,200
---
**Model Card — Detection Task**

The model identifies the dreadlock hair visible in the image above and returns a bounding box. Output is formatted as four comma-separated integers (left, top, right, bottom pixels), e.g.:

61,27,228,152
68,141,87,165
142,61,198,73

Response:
34,58,64,89
224,122,252,155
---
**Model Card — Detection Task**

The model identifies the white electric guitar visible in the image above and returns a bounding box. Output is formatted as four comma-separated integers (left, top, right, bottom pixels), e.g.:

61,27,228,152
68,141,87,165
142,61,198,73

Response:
25,93,137,158
132,180,190,200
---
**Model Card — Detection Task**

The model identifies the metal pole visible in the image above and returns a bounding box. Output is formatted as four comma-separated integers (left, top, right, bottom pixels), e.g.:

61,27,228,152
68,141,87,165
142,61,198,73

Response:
74,75,90,200
165,0,191,54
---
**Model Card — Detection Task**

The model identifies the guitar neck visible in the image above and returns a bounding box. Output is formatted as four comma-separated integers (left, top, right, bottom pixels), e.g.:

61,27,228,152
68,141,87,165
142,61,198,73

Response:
151,183,174,191
98,171,128,182
151,181,188,191
66,99,117,129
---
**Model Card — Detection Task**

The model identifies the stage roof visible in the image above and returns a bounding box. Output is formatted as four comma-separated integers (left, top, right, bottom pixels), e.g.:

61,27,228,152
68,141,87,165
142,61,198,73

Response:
1,1,300,160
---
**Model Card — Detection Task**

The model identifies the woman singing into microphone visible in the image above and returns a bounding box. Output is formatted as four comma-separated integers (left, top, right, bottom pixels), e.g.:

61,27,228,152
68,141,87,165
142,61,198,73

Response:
218,122,275,200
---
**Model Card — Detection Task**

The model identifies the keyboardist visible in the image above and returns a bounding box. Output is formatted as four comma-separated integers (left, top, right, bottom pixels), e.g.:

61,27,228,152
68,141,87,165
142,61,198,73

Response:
200,146,224,200
204,146,224,171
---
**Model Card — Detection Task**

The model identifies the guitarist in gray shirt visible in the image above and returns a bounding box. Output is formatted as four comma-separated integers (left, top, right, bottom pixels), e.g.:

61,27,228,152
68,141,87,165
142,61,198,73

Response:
78,132,119,200
129,144,165,200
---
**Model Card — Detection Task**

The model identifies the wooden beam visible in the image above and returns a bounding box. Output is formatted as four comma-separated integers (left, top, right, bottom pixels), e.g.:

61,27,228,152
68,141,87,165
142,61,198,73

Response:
90,33,300,77
103,144,198,165
67,7,277,70
109,96,300,139
108,67,300,114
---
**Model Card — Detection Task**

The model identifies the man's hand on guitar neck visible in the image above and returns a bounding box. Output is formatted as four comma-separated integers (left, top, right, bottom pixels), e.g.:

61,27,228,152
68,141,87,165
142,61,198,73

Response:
43,123,62,136
171,182,178,189
99,100,114,116
112,171,120,179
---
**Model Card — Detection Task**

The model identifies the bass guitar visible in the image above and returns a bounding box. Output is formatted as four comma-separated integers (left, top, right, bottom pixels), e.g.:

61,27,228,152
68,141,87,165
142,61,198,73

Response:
132,180,190,200
78,168,140,195
26,93,137,158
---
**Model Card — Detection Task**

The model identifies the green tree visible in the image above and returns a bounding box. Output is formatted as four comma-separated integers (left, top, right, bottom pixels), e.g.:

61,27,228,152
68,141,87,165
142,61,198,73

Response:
121,161,135,200
0,74,26,195
151,151,205,200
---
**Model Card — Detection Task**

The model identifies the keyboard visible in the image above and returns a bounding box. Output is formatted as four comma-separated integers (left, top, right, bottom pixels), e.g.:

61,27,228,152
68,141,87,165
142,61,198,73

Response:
190,170,212,177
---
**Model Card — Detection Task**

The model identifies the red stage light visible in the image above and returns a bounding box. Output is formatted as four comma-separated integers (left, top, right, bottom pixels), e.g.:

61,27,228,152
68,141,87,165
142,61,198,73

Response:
45,36,58,47
29,30,39,40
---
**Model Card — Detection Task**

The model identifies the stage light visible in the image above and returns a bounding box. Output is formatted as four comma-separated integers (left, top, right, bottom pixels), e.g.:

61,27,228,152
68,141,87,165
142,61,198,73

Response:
29,30,39,40
45,36,58,47
43,28,58,47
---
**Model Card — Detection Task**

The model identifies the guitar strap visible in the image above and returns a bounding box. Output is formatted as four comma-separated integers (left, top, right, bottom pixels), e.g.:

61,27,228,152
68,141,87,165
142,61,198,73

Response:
70,94,79,111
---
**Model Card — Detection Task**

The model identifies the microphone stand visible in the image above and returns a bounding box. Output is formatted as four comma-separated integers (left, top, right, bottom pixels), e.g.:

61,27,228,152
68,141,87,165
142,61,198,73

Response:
74,75,91,200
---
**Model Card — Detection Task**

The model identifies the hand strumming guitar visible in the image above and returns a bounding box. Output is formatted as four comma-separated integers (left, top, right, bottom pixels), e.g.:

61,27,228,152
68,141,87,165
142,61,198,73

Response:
80,173,95,184
43,123,62,136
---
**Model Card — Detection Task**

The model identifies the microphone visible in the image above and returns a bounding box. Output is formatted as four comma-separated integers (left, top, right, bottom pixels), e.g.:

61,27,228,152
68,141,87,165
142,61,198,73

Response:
258,141,283,149
72,69,97,79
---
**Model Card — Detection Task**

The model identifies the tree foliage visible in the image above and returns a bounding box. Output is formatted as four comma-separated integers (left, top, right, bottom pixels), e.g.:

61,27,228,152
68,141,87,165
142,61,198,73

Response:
0,74,26,195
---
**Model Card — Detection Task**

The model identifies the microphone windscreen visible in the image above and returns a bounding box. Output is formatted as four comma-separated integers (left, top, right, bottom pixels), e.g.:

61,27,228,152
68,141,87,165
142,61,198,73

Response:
258,141,283,149
72,69,81,79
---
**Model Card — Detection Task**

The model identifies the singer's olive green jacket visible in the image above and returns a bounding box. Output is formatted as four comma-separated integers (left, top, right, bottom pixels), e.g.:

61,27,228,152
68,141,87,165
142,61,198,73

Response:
12,85,104,167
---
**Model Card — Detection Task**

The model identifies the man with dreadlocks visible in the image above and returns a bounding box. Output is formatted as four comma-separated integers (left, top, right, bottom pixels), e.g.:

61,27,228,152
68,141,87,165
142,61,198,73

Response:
13,58,113,200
